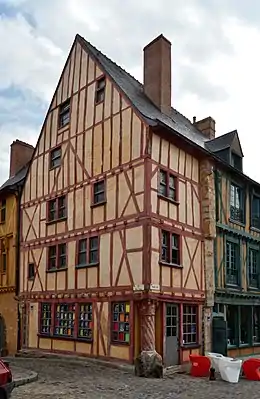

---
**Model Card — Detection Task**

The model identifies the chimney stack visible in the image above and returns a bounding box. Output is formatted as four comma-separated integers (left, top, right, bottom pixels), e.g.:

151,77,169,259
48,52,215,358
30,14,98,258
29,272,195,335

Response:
193,116,215,140
9,140,34,178
143,34,172,115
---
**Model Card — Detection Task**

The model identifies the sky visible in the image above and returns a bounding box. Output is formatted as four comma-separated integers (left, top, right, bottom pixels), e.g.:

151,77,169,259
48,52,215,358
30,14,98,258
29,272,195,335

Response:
0,0,260,184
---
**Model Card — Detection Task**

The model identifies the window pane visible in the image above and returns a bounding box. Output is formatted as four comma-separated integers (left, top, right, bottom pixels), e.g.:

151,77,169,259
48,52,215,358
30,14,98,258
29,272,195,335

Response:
90,237,98,249
112,302,130,343
161,231,169,262
78,304,93,340
226,241,239,285
54,303,75,337
79,239,87,252
41,303,52,334
94,181,104,194
169,175,175,189
253,307,260,343
226,305,238,346
240,306,250,345
183,305,197,344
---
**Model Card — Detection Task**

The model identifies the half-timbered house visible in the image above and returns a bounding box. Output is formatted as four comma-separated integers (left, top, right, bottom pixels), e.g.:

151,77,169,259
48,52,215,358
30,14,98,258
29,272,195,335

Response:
0,140,34,354
19,33,219,369
207,131,260,358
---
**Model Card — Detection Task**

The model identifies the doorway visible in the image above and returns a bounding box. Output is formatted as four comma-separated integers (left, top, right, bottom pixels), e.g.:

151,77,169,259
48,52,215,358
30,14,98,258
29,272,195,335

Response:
165,304,179,367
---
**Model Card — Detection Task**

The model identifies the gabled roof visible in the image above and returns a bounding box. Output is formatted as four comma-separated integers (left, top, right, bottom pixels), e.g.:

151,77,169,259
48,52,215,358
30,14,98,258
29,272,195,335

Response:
0,164,28,195
205,130,244,157
78,35,208,148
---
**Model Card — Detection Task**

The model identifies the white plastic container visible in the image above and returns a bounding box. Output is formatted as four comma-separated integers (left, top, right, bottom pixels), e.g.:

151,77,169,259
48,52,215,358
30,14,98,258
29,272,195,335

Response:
218,357,242,383
206,352,224,372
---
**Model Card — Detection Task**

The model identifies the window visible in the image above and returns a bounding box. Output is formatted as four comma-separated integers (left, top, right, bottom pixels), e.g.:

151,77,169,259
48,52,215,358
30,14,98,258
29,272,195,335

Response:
48,243,67,271
161,230,180,265
48,196,66,222
240,305,251,345
59,99,70,128
77,237,99,266
93,180,105,205
230,183,244,223
41,303,52,335
226,240,240,286
253,307,260,344
248,247,259,288
158,170,177,201
50,146,62,169
0,241,6,274
78,304,93,340
251,195,260,230
231,152,242,171
112,302,130,344
54,303,75,337
226,305,238,347
0,199,6,223
28,263,35,280
95,77,106,103
182,305,197,345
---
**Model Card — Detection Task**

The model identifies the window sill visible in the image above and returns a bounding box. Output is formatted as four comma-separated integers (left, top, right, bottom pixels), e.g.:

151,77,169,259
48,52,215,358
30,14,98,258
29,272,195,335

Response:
46,267,68,273
229,218,245,227
253,342,260,347
76,262,99,269
28,277,34,281
157,194,179,206
46,217,67,225
111,340,130,347
159,261,183,269
181,343,200,349
90,200,107,208
0,221,5,225
225,284,241,290
248,286,260,291
57,123,69,133
38,333,93,343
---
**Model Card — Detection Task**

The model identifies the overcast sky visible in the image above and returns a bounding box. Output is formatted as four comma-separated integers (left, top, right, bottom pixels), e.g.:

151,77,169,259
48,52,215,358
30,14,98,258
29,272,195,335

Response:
0,0,260,184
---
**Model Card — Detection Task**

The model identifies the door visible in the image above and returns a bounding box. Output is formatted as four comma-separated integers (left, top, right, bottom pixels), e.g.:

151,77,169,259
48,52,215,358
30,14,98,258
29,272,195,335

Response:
165,304,179,367
0,315,6,356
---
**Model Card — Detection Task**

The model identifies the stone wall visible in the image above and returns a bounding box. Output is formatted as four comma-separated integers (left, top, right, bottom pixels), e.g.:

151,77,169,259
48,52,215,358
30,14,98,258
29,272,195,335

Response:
199,158,216,352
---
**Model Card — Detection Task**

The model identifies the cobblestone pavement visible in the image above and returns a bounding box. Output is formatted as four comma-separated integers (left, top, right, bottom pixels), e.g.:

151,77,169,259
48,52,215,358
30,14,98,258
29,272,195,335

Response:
9,358,260,399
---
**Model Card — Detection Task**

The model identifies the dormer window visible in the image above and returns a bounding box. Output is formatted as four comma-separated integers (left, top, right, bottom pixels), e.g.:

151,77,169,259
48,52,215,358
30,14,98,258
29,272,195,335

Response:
95,77,106,104
231,152,242,171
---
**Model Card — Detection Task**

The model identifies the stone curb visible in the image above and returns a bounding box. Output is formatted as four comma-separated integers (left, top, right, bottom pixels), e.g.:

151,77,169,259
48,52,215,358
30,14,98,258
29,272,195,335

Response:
13,371,38,388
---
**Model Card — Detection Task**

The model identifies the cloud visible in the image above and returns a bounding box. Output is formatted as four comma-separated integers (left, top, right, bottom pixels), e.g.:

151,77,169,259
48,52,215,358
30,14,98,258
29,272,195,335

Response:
0,0,260,185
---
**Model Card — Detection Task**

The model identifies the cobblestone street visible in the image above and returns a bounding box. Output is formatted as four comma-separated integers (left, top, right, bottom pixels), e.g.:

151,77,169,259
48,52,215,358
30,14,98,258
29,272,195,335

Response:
8,357,260,398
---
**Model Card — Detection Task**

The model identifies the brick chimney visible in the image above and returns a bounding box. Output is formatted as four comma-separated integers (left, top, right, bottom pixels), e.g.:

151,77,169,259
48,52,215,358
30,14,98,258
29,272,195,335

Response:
193,116,215,140
143,34,172,115
9,140,34,177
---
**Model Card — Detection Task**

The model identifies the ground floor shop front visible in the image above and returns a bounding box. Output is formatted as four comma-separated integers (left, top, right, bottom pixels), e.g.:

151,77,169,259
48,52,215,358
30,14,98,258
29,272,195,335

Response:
214,293,260,357
0,289,18,355
19,294,204,366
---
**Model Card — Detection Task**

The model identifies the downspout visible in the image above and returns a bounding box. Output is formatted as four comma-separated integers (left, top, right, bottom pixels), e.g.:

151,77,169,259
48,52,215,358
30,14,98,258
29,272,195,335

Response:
15,185,22,351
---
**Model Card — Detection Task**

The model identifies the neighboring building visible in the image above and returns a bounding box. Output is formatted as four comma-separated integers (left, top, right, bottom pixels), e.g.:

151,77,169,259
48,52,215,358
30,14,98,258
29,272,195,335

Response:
19,33,218,369
207,131,260,358
0,140,34,355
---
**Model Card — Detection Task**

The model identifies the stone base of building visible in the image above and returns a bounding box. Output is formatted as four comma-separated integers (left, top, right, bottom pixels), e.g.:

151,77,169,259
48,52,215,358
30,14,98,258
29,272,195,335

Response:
134,350,163,378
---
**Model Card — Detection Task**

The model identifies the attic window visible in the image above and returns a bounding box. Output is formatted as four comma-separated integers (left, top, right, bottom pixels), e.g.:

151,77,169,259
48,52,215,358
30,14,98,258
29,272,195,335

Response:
95,77,106,104
231,152,242,171
59,99,70,128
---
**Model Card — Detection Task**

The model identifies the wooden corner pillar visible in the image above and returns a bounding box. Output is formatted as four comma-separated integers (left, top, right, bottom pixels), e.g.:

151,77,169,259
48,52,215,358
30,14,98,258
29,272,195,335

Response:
134,298,163,378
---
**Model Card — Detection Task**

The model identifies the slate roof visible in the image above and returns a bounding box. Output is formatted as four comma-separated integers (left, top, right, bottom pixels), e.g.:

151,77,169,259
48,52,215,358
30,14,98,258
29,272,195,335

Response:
0,164,28,194
78,35,209,149
205,131,237,153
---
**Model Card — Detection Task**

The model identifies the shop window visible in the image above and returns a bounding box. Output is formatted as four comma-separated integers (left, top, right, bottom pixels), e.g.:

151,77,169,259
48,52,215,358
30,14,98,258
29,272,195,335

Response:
54,303,75,337
111,302,130,344
40,303,52,335
253,306,260,344
226,305,238,347
240,306,251,345
78,304,93,341
182,305,197,345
